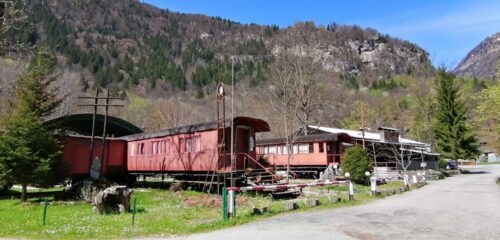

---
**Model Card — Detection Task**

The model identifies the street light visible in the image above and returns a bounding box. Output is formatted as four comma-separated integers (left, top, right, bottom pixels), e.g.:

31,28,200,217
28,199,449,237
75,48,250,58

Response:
365,171,377,195
345,172,354,201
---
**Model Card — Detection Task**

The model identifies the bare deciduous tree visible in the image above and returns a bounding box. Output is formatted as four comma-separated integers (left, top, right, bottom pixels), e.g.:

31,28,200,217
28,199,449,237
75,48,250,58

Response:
267,25,327,181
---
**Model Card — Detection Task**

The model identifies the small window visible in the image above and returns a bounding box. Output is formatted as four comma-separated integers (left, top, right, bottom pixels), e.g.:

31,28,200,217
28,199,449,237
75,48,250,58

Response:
282,145,289,155
293,145,299,154
138,143,145,155
309,143,314,153
193,136,201,152
268,146,277,154
130,143,136,156
319,142,324,153
186,138,193,152
179,138,185,152
152,141,158,155
298,144,309,154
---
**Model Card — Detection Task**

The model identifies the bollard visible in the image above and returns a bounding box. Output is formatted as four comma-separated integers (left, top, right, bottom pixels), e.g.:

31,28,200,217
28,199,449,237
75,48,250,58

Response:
222,188,228,220
403,174,409,189
348,181,354,201
132,197,137,226
228,189,235,218
370,177,377,195
42,197,48,225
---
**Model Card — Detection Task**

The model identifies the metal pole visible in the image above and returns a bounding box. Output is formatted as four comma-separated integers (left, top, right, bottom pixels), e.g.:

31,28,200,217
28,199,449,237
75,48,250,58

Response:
360,103,365,150
132,197,137,226
228,189,235,218
230,58,234,195
372,141,377,178
222,187,228,220
42,197,48,225
88,88,99,172
348,181,354,201
100,89,110,174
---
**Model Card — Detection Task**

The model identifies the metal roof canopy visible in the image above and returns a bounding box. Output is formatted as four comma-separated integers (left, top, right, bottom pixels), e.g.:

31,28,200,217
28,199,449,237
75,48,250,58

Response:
45,113,143,137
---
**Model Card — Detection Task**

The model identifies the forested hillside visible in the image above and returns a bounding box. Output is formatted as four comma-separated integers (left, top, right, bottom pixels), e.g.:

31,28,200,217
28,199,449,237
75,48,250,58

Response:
5,0,495,149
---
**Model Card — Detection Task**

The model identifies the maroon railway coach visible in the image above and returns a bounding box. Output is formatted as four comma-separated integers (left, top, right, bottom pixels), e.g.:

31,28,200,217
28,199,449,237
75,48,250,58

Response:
124,116,271,182
63,136,128,181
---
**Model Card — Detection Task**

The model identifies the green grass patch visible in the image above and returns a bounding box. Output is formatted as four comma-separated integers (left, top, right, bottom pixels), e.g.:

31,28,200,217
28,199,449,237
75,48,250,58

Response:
0,181,408,239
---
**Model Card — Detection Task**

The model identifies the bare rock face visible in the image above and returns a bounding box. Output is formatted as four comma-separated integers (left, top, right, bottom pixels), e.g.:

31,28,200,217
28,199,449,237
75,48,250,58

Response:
454,32,500,79
93,185,133,214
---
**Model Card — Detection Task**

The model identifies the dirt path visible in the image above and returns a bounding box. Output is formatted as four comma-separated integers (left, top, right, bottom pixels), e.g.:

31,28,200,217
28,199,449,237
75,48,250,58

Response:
162,165,500,240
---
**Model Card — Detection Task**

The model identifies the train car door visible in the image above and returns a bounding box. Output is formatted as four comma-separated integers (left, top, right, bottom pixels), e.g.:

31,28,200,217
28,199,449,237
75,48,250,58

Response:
235,125,252,170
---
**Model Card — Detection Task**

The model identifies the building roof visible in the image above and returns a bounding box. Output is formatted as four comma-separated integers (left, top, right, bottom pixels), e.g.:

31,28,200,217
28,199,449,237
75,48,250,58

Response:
256,133,351,146
124,116,270,141
308,125,429,146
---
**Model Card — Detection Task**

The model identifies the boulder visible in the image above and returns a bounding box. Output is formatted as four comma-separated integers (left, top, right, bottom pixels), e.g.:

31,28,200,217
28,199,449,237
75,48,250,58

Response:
93,185,133,214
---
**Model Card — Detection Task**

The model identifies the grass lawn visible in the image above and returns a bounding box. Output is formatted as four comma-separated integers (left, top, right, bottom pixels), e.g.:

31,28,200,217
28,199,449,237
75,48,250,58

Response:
0,181,407,239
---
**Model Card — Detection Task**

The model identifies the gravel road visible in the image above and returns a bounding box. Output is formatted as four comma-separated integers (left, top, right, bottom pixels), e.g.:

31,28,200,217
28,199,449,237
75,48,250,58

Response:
162,165,500,240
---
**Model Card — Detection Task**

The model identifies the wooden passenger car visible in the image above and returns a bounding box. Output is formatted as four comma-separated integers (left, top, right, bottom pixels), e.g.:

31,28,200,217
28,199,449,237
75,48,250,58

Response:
125,117,270,178
63,136,128,181
256,133,352,177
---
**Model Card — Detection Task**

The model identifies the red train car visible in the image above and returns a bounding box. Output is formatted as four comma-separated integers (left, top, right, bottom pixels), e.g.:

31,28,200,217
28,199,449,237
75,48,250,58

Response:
125,117,271,181
63,136,128,181
256,133,352,178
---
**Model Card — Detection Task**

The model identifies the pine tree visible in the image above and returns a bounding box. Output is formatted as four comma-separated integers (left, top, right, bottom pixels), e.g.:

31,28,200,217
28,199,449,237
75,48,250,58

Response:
341,146,372,184
432,69,480,161
0,50,66,201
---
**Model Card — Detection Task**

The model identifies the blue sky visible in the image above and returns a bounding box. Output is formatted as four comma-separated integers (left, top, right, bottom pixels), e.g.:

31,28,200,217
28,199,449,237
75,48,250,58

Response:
143,0,500,69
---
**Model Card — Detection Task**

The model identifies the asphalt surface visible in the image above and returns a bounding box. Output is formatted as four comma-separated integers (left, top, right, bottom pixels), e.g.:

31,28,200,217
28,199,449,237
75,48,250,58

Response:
161,165,500,240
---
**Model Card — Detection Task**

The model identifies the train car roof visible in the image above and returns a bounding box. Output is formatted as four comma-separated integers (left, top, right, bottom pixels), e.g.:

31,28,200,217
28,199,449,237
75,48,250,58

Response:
256,133,352,146
45,113,143,137
123,116,270,141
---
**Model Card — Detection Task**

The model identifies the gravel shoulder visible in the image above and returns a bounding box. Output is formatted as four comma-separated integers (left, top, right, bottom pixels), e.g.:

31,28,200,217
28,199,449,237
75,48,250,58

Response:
159,165,500,240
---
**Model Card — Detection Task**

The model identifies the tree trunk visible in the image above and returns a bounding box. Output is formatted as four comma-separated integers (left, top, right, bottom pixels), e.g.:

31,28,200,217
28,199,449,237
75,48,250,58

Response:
21,183,27,202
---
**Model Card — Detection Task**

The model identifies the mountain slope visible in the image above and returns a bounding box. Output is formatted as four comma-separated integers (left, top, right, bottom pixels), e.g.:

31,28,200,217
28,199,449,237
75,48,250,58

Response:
454,32,500,79
2,0,433,96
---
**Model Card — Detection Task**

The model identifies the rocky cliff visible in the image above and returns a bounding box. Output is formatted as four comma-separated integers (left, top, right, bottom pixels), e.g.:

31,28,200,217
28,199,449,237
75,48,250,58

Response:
454,32,500,79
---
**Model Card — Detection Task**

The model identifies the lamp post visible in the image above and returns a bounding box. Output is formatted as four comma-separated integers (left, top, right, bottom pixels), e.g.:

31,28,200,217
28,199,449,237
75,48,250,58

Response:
366,171,377,196
345,172,354,201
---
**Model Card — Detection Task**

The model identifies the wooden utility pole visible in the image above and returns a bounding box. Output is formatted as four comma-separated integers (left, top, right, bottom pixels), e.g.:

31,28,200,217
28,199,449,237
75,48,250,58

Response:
360,102,366,150
78,89,124,176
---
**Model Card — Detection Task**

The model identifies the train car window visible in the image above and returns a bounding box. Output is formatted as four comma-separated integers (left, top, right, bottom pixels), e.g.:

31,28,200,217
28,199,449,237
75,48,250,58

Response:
282,145,289,155
179,138,185,152
319,142,324,153
152,141,157,155
293,144,299,154
268,146,277,154
186,138,193,152
130,143,136,156
193,136,201,152
249,137,255,152
165,139,171,154
309,143,314,153
138,143,145,155
298,144,309,154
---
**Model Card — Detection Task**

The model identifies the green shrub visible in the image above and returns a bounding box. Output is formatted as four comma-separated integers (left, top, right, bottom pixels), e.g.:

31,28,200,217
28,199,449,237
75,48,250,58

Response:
341,146,372,184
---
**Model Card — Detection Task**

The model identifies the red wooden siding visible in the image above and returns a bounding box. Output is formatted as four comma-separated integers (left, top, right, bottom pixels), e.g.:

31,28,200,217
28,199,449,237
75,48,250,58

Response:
127,130,219,172
63,136,127,176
